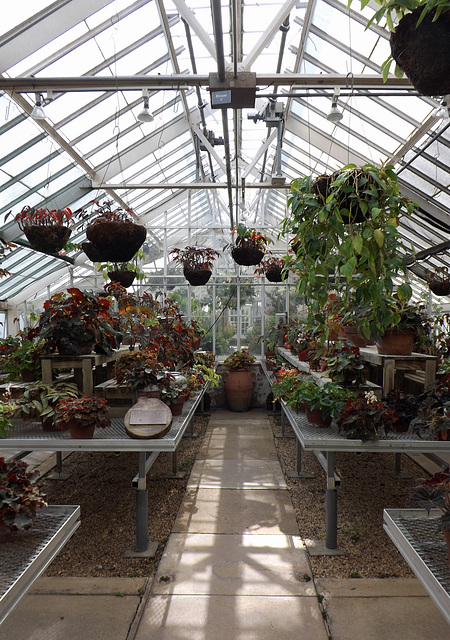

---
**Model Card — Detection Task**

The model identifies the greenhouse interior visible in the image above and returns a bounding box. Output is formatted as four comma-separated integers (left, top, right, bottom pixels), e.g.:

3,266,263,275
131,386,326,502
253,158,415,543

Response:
0,1,450,638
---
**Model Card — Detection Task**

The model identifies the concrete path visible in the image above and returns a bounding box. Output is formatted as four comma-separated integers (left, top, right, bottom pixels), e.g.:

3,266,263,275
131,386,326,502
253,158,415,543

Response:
1,408,448,639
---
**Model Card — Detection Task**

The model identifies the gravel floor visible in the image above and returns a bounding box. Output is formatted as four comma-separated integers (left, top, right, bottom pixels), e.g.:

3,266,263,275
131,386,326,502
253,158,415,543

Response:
42,409,428,580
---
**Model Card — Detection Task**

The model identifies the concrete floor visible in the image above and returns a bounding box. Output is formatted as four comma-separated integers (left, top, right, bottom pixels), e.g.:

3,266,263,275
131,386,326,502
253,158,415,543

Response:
0,409,448,639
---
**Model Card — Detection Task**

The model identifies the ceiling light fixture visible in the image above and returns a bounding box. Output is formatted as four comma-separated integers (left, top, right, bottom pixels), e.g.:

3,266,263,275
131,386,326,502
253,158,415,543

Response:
326,88,343,123
137,89,154,123
30,92,46,120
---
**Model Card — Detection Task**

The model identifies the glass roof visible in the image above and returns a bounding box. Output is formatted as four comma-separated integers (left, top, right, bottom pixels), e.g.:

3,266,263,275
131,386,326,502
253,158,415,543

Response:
0,0,449,307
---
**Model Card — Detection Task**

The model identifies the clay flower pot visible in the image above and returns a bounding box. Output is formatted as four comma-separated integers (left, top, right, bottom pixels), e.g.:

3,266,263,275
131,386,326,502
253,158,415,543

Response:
223,369,255,412
376,329,416,356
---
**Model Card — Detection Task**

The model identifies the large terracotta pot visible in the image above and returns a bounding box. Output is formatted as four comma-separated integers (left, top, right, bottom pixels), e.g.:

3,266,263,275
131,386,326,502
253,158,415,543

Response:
223,368,255,412
376,329,416,356
340,324,368,348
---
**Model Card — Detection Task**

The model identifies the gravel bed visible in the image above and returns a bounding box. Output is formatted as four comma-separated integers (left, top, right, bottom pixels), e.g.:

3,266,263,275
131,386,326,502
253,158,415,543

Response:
41,410,429,580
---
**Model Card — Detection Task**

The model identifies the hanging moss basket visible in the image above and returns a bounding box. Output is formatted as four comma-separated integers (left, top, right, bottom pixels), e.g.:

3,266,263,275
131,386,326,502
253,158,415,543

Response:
265,265,288,282
390,9,450,96
108,270,136,288
428,276,450,297
231,245,264,266
183,266,212,286
23,224,71,254
85,221,146,262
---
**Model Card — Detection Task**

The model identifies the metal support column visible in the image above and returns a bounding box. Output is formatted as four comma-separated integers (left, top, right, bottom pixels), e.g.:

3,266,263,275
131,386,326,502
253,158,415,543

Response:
325,452,338,550
126,452,158,558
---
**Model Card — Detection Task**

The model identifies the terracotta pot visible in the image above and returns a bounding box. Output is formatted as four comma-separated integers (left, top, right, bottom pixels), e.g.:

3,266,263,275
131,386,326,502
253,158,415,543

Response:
340,324,368,348
390,9,450,96
376,329,416,356
231,246,264,266
183,266,212,286
223,369,255,412
23,224,71,254
169,400,184,416
68,420,96,439
56,340,94,356
305,407,331,428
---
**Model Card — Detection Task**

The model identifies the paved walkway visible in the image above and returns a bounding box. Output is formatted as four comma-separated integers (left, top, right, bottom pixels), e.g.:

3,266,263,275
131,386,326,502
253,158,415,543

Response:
1,409,448,639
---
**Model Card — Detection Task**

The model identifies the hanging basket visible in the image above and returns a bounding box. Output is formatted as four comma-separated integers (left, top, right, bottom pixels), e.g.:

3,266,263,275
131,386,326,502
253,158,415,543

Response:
428,276,450,297
231,245,265,266
390,9,450,96
108,270,136,288
265,265,288,282
85,221,146,262
81,241,112,262
23,224,71,254
183,266,212,286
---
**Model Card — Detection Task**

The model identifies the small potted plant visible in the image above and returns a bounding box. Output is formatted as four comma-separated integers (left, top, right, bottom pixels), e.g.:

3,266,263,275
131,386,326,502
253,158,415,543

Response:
0,393,16,437
222,349,256,412
282,376,353,427
113,348,166,395
410,467,450,568
335,391,398,441
409,374,450,441
376,299,432,356
1,329,45,382
0,457,47,542
227,223,273,266
55,395,110,439
76,200,146,263
323,345,367,388
254,253,288,282
170,246,220,286
6,205,73,254
14,381,80,431
37,287,122,356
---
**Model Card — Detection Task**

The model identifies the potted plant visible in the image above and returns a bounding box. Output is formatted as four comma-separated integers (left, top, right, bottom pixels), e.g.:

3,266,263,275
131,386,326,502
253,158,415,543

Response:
283,163,416,342
254,253,288,282
0,457,47,542
37,287,122,356
170,246,220,286
1,329,45,382
335,390,398,441
0,395,16,437
410,467,450,567
272,366,310,411
14,381,80,431
55,395,110,439
76,200,146,263
409,374,450,440
222,349,256,412
113,348,166,395
323,345,367,388
280,375,353,427
6,205,73,254
227,223,273,266
354,0,450,96
376,299,432,356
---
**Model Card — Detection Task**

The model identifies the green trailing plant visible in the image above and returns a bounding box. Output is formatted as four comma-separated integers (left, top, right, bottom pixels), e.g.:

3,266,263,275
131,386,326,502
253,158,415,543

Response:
0,457,47,533
410,467,450,532
55,395,110,431
223,349,256,370
283,163,416,341
335,391,398,441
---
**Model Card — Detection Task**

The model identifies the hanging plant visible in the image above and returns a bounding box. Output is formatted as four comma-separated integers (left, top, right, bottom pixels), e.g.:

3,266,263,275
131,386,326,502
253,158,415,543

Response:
226,223,273,266
254,253,288,282
282,162,417,342
6,206,73,254
77,200,146,262
170,246,220,286
427,267,450,296
351,0,450,96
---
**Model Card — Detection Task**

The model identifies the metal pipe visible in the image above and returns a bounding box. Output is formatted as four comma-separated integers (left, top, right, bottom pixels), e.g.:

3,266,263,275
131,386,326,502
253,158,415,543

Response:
211,0,226,82
276,16,290,74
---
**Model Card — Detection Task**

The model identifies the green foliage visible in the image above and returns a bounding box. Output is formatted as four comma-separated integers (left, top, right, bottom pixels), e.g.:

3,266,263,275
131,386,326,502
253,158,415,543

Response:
0,400,16,436
0,330,45,381
410,467,450,532
55,396,110,430
283,164,416,340
0,457,47,532
335,391,398,441
223,349,256,369
323,345,367,387
14,382,80,422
